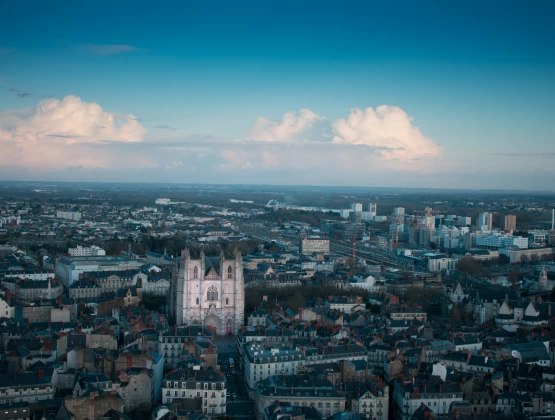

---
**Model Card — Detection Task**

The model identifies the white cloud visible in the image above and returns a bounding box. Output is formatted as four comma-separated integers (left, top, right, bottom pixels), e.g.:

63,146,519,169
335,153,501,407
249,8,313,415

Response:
332,106,440,160
249,108,329,142
248,105,440,162
0,95,146,168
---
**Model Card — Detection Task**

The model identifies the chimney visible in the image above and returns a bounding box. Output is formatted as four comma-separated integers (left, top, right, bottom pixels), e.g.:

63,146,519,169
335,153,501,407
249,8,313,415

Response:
38,370,44,379
127,354,132,368
413,388,419,399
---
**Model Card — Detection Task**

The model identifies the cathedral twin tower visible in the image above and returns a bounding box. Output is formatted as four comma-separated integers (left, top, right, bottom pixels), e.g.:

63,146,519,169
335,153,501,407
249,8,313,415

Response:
170,248,244,336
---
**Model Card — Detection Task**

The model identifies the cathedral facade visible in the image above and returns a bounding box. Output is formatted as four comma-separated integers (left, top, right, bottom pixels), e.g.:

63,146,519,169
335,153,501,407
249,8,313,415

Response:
170,249,244,336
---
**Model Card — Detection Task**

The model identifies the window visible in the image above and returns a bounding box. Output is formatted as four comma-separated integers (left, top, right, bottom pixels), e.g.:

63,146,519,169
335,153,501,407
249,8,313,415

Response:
226,297,229,305
196,297,199,305
227,266,233,279
193,266,198,279
207,286,218,301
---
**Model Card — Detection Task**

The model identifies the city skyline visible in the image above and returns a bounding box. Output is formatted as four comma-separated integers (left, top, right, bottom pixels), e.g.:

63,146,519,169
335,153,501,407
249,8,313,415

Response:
1,1,554,190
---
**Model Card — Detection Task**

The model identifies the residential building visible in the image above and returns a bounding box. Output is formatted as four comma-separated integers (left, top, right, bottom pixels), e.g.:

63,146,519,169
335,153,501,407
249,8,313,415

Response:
69,245,106,257
255,375,346,419
477,212,493,231
161,367,227,416
159,326,214,369
243,344,304,389
393,376,463,420
69,278,102,299
0,371,55,404
502,215,517,231
348,377,388,420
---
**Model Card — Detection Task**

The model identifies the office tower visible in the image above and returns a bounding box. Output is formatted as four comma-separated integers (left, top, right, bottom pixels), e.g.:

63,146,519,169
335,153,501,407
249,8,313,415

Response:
351,203,363,212
368,203,377,216
477,212,493,231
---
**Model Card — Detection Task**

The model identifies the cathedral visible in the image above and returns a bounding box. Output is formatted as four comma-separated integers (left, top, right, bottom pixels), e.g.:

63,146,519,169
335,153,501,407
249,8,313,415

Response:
169,248,244,336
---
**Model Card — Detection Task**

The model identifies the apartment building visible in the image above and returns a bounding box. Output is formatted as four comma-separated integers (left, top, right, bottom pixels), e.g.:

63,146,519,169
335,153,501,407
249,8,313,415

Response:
255,375,346,419
244,344,304,389
162,367,227,416
0,371,55,404
393,376,463,420
159,326,214,369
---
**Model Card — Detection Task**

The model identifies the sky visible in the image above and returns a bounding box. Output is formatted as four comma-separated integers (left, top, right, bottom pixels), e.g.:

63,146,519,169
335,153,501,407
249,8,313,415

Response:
0,0,554,190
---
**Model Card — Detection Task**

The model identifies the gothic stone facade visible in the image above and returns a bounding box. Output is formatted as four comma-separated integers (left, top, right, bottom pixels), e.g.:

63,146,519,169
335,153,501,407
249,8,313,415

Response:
170,249,244,336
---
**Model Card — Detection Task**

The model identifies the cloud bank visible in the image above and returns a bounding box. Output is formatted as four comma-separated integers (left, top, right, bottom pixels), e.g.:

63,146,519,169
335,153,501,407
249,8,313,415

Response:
0,95,146,168
235,106,441,172
0,97,450,186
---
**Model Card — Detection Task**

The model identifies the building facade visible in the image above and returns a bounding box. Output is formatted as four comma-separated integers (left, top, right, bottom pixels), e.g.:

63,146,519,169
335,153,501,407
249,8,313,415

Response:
162,367,227,416
300,238,330,255
170,249,244,336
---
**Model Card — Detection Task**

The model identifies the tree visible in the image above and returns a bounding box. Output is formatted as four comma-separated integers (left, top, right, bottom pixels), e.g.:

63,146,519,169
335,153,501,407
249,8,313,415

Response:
286,291,305,312
457,258,485,277
498,255,510,265
530,254,540,264
508,270,520,291
520,254,529,265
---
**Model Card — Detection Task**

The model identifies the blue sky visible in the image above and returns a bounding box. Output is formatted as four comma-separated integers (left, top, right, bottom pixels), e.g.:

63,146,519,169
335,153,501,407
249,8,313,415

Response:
0,0,554,189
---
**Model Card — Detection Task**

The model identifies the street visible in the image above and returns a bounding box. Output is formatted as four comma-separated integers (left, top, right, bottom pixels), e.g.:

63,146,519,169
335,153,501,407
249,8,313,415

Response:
217,336,256,420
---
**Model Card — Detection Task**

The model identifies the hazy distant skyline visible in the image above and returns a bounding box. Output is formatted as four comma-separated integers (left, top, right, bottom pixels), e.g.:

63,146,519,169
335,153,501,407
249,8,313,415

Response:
1,1,554,190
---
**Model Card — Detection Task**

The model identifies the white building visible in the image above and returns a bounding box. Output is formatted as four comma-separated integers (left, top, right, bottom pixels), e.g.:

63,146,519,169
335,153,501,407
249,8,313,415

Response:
351,203,363,212
368,203,377,217
351,377,389,420
0,295,14,318
243,344,303,389
475,232,528,250
56,211,81,221
68,245,106,257
477,212,493,231
426,254,457,272
170,249,244,336
340,209,352,219
162,367,227,416
393,378,463,420
300,238,330,254
55,255,144,286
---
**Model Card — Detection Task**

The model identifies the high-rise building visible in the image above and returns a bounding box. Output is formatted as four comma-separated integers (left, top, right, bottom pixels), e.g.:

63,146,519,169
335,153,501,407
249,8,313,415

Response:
477,212,493,231
351,203,363,212
368,203,377,216
502,214,517,231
